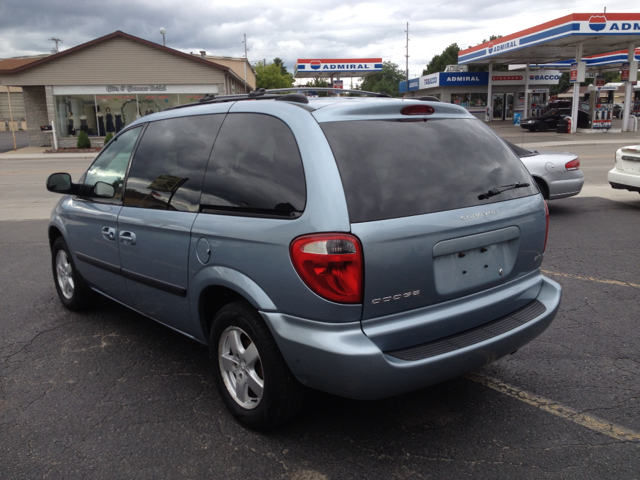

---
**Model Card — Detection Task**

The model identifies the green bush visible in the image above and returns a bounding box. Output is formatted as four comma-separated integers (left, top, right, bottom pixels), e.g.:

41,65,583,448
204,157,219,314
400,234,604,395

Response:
104,132,113,145
77,131,92,149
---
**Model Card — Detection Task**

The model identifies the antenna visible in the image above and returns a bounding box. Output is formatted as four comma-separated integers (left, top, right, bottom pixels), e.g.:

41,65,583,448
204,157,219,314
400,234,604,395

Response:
49,37,62,53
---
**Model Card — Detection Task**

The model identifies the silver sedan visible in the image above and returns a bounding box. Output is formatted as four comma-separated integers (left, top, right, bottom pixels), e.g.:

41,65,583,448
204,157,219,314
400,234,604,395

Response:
505,141,584,200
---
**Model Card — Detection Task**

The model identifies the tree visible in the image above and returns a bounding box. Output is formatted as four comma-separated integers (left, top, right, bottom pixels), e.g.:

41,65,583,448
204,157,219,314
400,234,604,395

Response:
423,43,459,75
359,61,406,97
255,61,294,89
273,57,289,77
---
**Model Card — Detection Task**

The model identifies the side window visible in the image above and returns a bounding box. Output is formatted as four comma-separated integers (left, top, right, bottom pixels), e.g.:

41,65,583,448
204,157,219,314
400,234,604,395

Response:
82,126,142,199
200,113,306,218
123,115,223,212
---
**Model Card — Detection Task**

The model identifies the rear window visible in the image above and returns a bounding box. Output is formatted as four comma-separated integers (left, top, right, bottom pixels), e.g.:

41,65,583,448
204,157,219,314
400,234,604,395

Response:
321,118,537,223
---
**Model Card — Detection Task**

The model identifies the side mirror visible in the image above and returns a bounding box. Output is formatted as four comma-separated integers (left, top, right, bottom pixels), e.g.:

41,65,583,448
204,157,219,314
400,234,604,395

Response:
93,181,116,198
46,173,76,194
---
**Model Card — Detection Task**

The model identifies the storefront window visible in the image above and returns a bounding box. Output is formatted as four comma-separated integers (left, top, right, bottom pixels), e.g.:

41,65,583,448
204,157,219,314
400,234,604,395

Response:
54,92,211,138
451,93,470,107
469,93,487,107
55,94,98,138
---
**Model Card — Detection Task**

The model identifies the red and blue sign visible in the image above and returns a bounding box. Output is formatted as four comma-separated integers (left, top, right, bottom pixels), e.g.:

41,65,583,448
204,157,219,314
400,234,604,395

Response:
295,58,383,77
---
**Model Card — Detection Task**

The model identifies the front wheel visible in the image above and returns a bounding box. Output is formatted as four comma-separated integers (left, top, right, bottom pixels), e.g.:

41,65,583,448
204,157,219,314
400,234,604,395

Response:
209,301,304,430
51,237,98,310
537,122,548,132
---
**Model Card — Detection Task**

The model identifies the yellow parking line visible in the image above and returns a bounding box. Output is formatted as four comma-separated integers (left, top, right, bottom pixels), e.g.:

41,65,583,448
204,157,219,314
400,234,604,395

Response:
542,270,640,289
466,373,640,442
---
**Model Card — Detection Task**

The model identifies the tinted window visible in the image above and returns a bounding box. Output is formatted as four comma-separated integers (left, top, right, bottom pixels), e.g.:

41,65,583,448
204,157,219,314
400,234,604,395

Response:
124,115,223,212
82,127,142,199
200,113,306,218
321,118,537,223
505,141,536,158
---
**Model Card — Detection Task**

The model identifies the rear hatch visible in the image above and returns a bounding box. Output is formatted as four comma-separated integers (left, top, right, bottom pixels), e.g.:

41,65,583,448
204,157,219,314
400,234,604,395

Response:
316,103,545,345
616,145,640,174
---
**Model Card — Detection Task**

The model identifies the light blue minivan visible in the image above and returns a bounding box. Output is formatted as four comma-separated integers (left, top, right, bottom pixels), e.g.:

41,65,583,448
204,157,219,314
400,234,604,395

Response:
47,89,561,429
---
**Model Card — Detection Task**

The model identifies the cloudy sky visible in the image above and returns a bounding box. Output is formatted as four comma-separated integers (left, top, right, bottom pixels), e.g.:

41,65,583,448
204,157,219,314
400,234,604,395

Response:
0,0,636,83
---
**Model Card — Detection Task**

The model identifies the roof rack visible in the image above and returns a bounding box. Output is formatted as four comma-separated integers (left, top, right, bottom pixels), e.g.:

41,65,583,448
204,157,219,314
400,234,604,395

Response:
165,87,392,111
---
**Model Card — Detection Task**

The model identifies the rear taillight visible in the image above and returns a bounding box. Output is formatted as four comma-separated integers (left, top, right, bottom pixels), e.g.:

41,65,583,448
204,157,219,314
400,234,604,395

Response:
543,201,549,254
565,158,580,170
290,234,363,304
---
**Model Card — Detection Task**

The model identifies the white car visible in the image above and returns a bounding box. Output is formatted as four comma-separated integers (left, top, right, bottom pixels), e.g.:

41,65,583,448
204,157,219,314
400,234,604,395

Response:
609,145,640,193
505,141,584,200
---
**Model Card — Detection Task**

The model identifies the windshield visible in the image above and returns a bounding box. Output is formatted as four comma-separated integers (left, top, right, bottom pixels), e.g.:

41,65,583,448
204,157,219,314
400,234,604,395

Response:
321,118,537,223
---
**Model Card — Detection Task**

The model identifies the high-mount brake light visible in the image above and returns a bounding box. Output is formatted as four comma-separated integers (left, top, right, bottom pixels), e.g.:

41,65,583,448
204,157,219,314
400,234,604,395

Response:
565,158,580,171
401,104,435,116
290,234,363,304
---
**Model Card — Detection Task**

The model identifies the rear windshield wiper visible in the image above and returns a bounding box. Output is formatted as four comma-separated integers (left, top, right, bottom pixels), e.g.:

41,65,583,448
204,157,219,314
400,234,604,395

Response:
478,182,530,200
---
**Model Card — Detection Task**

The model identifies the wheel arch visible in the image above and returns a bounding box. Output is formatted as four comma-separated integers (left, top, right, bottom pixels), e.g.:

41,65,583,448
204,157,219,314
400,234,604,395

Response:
533,176,549,200
48,224,64,247
193,266,278,341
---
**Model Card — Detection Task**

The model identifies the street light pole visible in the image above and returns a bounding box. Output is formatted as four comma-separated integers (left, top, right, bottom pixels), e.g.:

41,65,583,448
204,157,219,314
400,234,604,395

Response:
159,27,166,47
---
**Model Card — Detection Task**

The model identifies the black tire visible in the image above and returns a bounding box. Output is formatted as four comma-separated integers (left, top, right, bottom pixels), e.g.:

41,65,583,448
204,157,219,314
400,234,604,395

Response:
209,301,304,430
537,122,548,132
51,236,98,310
534,178,549,200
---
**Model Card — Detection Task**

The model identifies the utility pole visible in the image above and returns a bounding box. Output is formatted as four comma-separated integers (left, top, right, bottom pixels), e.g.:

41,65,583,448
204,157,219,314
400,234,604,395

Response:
6,86,17,151
242,34,248,93
49,37,62,53
405,22,410,82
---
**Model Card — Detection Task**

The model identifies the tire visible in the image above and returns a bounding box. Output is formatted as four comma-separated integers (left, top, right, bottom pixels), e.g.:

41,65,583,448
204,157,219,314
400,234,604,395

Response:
537,122,548,132
534,178,549,200
209,301,304,430
51,236,98,310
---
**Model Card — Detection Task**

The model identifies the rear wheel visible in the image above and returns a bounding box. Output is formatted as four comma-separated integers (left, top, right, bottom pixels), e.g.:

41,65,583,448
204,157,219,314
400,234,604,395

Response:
51,237,98,310
537,122,548,132
534,178,549,200
209,301,304,430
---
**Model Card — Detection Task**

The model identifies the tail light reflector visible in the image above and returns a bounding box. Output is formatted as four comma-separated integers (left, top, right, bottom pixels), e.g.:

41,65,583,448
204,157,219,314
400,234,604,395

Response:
290,234,363,304
565,158,580,171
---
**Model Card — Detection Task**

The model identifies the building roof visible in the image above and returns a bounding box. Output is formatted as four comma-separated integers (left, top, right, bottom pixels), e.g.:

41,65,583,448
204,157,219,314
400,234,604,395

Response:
0,56,47,71
0,31,231,75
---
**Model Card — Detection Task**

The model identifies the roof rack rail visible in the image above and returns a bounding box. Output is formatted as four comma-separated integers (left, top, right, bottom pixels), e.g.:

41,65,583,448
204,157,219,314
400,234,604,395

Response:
165,86,393,111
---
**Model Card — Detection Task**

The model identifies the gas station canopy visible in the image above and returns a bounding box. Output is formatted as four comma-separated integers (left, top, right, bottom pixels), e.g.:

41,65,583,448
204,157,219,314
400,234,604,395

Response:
458,13,640,66
294,58,383,78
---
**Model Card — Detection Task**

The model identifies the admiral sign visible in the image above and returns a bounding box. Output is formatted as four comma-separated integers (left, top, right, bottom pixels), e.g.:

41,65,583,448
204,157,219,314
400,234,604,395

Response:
295,58,383,77
582,15,640,32
487,39,518,55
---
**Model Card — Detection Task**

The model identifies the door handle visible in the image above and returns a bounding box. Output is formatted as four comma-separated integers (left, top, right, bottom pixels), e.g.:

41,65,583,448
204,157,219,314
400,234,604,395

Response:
119,230,137,245
101,226,116,241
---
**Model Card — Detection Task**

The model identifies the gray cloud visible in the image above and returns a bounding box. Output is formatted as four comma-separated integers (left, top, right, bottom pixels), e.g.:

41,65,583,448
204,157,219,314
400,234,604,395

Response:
0,0,635,79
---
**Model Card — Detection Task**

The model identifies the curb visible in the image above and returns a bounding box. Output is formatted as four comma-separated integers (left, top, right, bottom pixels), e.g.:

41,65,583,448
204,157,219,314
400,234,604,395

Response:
0,153,97,160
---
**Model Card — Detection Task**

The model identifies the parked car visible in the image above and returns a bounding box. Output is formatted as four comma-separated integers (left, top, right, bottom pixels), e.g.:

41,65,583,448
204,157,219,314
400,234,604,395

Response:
521,108,591,131
46,88,561,429
608,145,640,193
505,141,584,200
613,103,623,118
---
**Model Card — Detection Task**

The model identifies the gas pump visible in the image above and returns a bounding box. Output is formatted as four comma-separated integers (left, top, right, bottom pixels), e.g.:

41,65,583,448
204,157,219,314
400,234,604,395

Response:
589,84,616,130
528,89,548,117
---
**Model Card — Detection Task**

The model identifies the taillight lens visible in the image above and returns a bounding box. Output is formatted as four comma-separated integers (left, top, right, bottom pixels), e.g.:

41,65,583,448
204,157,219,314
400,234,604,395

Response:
401,104,435,115
543,201,549,254
290,234,363,304
565,158,580,170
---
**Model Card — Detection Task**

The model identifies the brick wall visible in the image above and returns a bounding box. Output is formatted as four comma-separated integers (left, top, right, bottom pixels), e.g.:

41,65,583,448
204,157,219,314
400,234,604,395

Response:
22,86,52,147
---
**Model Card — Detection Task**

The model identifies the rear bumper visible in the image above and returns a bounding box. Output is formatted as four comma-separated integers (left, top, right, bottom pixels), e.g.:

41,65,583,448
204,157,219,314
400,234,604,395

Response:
543,171,584,199
263,275,561,400
608,168,640,192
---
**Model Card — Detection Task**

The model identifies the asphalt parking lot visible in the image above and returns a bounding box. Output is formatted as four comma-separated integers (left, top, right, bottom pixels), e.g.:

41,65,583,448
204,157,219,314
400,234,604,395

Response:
1,131,639,479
